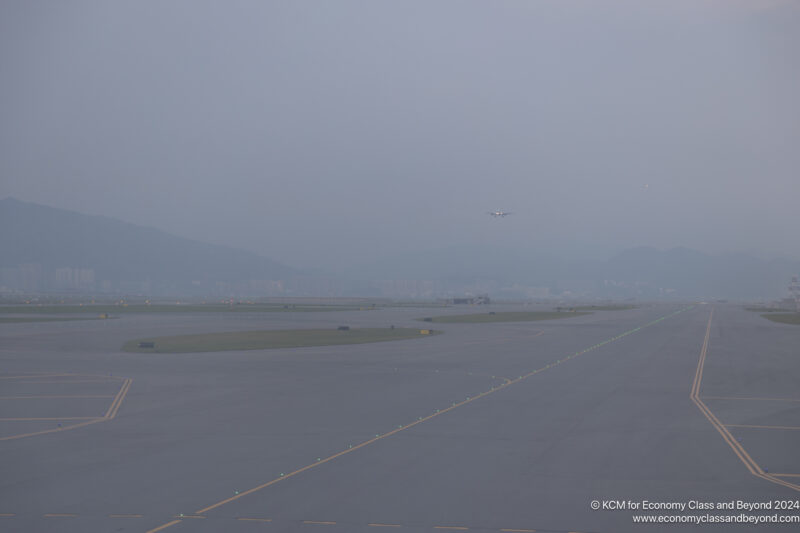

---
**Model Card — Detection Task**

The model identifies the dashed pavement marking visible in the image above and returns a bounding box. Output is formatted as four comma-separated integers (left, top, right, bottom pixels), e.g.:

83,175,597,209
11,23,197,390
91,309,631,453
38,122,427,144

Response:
138,306,692,532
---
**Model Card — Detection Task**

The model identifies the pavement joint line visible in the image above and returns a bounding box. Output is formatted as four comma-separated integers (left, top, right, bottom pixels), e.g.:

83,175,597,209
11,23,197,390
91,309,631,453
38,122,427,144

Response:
702,396,800,403
3,512,579,532
0,373,93,380
725,424,800,430
146,306,694,532
0,417,102,421
690,309,800,494
17,379,122,384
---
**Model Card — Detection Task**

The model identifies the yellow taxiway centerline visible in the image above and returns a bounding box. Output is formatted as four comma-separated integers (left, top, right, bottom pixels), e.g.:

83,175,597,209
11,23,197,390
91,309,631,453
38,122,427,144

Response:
0,377,132,442
0,417,101,421
690,310,800,493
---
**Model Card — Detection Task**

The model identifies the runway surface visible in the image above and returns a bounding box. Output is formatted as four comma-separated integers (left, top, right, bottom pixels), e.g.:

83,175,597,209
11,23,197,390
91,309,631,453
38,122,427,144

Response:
1,303,799,532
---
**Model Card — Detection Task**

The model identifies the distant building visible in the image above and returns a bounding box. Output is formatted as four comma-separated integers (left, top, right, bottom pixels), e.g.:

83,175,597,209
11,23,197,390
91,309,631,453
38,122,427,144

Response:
19,264,43,292
450,294,490,305
789,276,800,311
54,267,95,290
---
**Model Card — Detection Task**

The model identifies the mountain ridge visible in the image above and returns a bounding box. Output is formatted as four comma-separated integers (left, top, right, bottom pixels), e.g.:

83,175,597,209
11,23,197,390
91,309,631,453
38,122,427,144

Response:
0,197,297,294
2,198,797,300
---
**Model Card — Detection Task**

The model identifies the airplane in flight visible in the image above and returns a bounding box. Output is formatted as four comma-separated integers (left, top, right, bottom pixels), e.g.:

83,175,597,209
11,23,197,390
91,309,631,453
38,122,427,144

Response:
488,211,512,218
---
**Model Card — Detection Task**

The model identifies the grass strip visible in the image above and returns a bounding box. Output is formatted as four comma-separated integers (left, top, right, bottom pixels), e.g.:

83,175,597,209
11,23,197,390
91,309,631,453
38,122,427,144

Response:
418,311,590,323
570,305,637,311
761,313,800,325
0,304,363,315
122,327,440,353
0,316,104,324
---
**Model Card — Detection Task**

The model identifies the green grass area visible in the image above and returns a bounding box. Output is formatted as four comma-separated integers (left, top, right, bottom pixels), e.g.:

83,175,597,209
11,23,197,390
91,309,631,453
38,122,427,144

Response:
122,327,440,353
0,303,364,315
761,313,800,325
745,307,791,313
0,316,106,324
570,304,637,311
417,311,590,323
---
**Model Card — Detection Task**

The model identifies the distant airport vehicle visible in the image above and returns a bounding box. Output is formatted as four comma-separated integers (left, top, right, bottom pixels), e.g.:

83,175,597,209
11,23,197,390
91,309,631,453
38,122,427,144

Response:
488,211,512,217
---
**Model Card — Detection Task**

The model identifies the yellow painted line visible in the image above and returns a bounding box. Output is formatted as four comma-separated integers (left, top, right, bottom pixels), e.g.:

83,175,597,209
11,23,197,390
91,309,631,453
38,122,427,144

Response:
690,309,800,493
44,513,77,517
0,514,15,517
368,524,402,528
145,306,694,532
109,514,144,518
703,396,800,403
18,379,118,384
303,520,337,525
237,517,272,522
726,424,800,430
0,395,116,399
0,418,106,441
173,514,205,519
0,378,131,442
0,417,101,421
772,473,800,478
147,519,182,533
105,379,132,419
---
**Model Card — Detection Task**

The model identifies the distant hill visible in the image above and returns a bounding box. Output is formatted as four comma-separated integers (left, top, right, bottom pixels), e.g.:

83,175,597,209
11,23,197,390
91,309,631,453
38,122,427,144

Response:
0,198,297,294
2,198,796,300
600,246,799,300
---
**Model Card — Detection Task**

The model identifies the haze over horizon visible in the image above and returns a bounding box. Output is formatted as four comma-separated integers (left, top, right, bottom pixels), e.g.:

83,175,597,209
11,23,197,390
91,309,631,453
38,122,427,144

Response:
2,0,799,270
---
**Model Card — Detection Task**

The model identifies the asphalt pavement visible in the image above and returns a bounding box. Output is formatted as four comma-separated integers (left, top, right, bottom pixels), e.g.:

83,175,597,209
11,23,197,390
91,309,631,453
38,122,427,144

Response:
1,303,798,532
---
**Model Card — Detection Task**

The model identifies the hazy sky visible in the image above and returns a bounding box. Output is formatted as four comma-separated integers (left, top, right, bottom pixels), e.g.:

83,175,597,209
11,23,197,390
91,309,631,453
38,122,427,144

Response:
2,0,799,269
